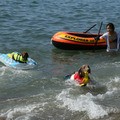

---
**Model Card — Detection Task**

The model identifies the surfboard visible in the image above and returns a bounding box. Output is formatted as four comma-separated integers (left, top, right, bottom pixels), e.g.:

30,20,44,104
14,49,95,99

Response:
0,52,37,70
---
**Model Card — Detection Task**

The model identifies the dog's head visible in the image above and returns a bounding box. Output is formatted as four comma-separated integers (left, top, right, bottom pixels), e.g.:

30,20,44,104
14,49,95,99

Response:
22,52,29,60
78,64,91,77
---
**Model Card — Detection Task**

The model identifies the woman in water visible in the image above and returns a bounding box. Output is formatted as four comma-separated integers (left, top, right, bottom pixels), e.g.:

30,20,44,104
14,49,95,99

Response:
100,23,120,52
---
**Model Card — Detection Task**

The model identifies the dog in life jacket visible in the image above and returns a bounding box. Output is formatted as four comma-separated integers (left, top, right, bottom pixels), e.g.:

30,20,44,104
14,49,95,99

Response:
12,52,29,63
70,64,91,86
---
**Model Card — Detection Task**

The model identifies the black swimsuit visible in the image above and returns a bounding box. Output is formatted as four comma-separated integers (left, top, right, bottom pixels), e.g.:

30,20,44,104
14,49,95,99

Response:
112,38,117,42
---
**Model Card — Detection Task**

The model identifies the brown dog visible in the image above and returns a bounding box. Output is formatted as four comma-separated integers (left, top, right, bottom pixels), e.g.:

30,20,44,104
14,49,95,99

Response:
12,52,29,63
70,64,91,86
77,64,91,77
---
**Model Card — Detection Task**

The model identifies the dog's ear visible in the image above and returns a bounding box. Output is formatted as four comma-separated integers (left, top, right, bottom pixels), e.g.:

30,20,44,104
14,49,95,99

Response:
78,68,82,76
88,65,91,73
78,67,84,77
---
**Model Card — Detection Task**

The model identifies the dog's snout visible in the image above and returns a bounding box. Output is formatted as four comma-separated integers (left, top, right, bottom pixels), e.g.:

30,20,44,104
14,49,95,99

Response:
84,65,90,73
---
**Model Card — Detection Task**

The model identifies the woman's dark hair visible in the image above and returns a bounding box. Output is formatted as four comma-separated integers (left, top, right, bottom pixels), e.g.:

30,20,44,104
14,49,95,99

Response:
106,23,115,30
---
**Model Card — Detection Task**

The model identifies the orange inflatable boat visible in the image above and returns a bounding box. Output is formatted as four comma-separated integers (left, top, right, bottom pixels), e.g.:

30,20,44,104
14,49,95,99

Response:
51,31,107,50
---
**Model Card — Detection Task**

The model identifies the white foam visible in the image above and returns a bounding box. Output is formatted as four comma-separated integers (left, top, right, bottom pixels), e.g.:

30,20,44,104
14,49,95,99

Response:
4,105,35,120
65,78,79,86
57,76,120,119
0,66,31,82
109,76,120,83
56,88,108,119
0,103,46,120
0,66,29,76
0,66,6,76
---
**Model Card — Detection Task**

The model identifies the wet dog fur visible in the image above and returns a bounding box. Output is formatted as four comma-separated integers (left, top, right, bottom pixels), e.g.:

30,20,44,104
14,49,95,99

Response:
70,64,91,82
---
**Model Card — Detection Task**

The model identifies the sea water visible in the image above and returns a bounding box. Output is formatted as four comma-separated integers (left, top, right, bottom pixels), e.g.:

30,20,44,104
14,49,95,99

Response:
0,0,120,120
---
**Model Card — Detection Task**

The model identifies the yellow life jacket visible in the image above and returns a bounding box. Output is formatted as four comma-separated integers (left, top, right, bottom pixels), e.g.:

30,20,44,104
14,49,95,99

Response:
80,71,89,86
13,53,28,63
8,52,15,58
